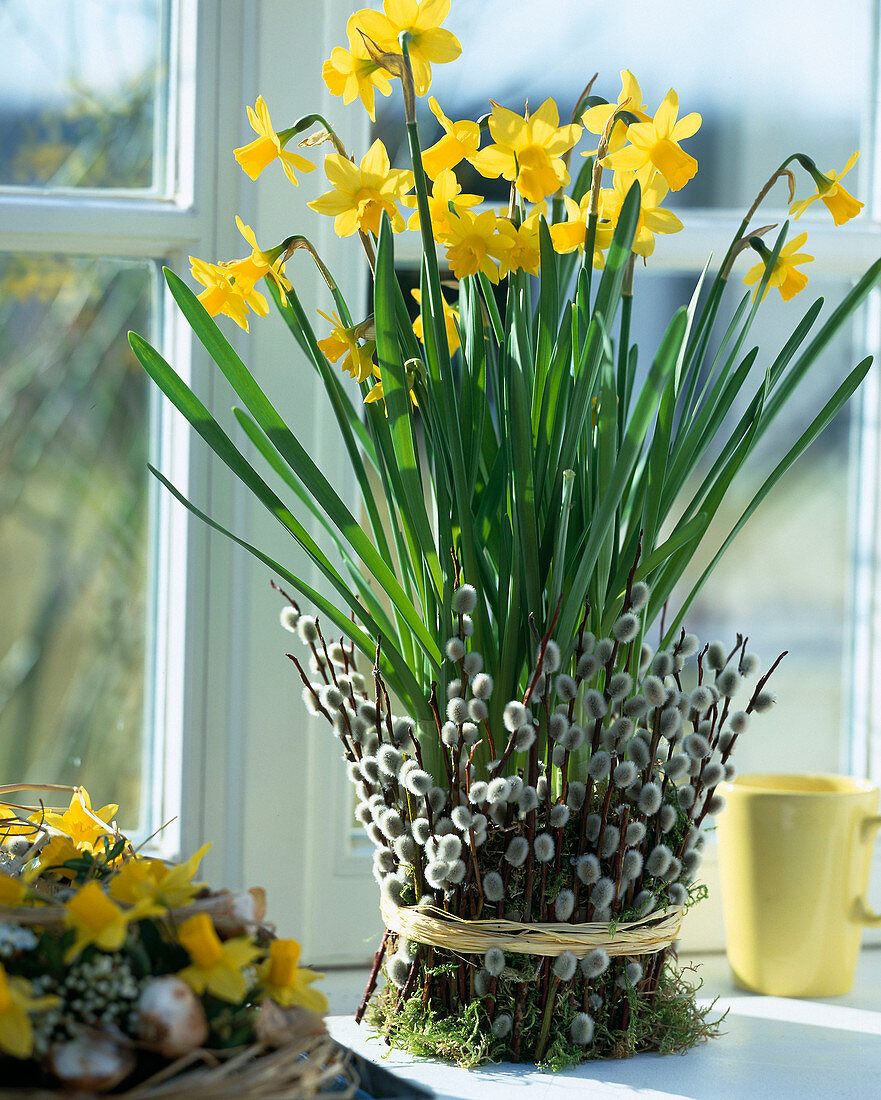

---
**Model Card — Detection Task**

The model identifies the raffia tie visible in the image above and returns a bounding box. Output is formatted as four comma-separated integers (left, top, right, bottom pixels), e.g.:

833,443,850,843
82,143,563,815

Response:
380,895,684,959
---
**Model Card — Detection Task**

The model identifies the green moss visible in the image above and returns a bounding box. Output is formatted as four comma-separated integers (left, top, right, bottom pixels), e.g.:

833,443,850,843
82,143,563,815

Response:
368,950,722,1070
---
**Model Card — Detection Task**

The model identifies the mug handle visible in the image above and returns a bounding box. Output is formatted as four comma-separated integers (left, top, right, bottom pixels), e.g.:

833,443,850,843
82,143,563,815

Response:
855,815,881,927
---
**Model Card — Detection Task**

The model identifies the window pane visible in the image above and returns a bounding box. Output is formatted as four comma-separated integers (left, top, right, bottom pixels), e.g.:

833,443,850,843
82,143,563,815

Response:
0,255,153,822
381,0,871,213
629,270,863,774
0,0,170,192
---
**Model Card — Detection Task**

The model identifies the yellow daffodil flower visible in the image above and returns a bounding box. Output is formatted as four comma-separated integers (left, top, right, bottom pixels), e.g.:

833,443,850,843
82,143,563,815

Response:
233,96,315,185
64,881,160,962
0,872,27,907
39,788,117,854
177,912,260,1003
33,835,81,880
317,310,377,383
497,210,545,278
351,0,462,98
403,168,482,237
109,843,211,909
438,208,517,283
421,97,481,178
549,193,614,268
231,216,292,303
364,363,419,412
582,70,652,155
743,232,814,302
469,98,582,204
601,170,683,258
309,139,415,237
0,964,56,1060
189,257,257,331
257,938,328,1012
602,89,701,192
789,151,864,226
412,288,460,355
323,16,394,121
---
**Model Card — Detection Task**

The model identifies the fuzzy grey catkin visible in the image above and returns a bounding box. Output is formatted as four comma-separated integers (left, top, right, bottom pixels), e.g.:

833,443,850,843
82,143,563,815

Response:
483,947,505,977
504,836,529,867
576,652,599,680
740,652,760,676
553,951,578,981
591,877,615,910
634,890,656,916
536,776,549,801
355,804,372,827
642,675,667,707
446,679,462,701
629,580,650,611
447,859,466,884
564,725,586,752
445,636,466,662
660,707,682,739
622,849,644,883
651,652,674,678
623,694,649,718
452,583,477,614
403,769,433,797
599,826,620,859
584,689,608,720
724,762,737,781
518,786,539,814
570,1012,595,1046
393,835,417,864
594,638,614,664
386,954,411,989
587,750,611,781
446,697,468,726
503,701,529,731
626,737,651,768
665,753,689,781
638,782,663,816
462,722,479,747
474,970,492,998
581,947,610,978
678,785,696,809
425,861,451,890
374,849,396,873
659,804,677,833
451,806,474,831
625,961,644,986
683,732,711,760
548,713,569,743
468,781,488,805
462,652,483,679
319,684,344,711
382,876,404,906
689,686,714,714
467,698,488,723
608,671,633,701
730,710,750,734
706,641,727,670
554,889,575,921
440,722,458,747
434,816,455,835
486,777,511,804
646,844,673,878
668,882,688,906
716,667,741,698
377,745,403,776
412,819,430,845
540,639,561,673
555,673,578,701
567,781,586,809
437,835,462,862
534,833,555,862
613,761,638,788
428,787,447,813
280,605,300,632
483,871,505,902
514,725,536,753
585,813,601,842
702,762,724,787
471,673,494,699
550,804,571,829
492,1014,513,1038
625,821,646,846
576,853,601,885
705,793,726,815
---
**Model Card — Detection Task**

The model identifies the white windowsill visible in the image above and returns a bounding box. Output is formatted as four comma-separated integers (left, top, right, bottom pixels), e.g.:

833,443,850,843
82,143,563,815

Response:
323,947,881,1098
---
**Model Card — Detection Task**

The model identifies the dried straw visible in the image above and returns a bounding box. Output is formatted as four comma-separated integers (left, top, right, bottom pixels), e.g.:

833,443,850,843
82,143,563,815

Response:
1,1033,356,1100
380,895,684,958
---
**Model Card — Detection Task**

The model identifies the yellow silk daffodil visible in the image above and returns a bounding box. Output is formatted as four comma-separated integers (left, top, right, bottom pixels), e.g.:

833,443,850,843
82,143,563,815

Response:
743,232,814,302
323,16,394,121
602,89,700,192
412,288,460,356
257,938,328,1012
351,0,461,98
309,140,414,237
177,912,261,1003
64,881,160,962
469,98,582,204
497,210,544,278
317,310,377,383
790,151,864,226
234,96,315,186
601,170,683,257
0,964,56,1060
582,70,652,155
421,97,481,178
403,168,482,237
109,843,211,909
549,193,615,268
39,788,117,854
189,257,261,332
438,207,517,283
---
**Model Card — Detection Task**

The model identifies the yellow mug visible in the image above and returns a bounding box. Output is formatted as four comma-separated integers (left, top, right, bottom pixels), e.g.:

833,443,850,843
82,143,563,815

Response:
716,773,881,997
